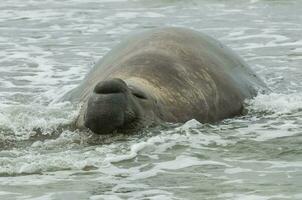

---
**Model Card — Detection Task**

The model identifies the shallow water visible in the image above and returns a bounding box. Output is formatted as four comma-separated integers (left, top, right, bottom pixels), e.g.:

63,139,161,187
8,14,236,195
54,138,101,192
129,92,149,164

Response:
0,0,302,199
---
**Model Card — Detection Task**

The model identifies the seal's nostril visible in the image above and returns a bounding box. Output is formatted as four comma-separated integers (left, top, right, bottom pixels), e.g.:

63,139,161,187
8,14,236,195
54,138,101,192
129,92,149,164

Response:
94,78,127,94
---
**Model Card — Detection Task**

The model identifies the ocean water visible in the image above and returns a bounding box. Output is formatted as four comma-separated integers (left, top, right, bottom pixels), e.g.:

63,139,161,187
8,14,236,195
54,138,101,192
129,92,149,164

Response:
0,0,302,199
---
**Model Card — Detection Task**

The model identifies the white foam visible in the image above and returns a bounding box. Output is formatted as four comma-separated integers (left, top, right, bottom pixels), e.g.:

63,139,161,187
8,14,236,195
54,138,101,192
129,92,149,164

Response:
224,167,252,174
144,12,165,18
247,92,302,114
0,191,18,195
0,102,77,140
90,195,123,200
219,193,289,200
23,194,52,200
114,12,139,20
0,147,103,176
237,39,302,50
91,189,173,200
104,141,151,163
176,119,202,130
111,11,164,20
231,118,300,141
225,32,289,43
104,120,228,164
268,161,302,170
249,0,260,3
128,155,230,180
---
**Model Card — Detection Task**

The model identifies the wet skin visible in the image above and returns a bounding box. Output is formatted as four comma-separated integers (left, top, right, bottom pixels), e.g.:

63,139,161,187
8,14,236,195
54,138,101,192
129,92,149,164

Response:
84,78,160,134
63,27,267,135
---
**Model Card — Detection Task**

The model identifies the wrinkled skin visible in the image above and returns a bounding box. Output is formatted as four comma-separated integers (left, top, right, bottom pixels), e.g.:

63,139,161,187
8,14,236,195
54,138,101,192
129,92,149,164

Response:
83,78,161,134
62,27,267,135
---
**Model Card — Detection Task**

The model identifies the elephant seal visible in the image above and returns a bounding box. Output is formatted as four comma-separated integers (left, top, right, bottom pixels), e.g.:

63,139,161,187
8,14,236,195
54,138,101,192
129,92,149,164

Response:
63,27,267,134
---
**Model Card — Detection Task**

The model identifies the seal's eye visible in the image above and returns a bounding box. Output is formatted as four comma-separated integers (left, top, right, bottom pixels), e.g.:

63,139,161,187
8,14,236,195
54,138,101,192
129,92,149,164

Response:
129,86,148,100
131,90,147,99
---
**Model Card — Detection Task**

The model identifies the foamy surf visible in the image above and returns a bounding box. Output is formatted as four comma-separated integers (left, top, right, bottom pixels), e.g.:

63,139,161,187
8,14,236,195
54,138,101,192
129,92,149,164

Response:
1,0,302,199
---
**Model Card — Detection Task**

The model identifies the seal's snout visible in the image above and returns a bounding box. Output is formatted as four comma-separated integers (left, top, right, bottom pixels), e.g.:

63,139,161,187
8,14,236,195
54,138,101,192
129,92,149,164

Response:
84,78,129,135
94,78,128,94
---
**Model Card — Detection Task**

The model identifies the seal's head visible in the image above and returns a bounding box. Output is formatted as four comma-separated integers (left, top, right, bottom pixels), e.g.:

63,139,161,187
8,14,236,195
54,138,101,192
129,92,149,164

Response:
84,78,160,134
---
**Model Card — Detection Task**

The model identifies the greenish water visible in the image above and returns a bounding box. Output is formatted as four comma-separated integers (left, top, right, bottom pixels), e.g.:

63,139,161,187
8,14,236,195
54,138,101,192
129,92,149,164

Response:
0,0,302,199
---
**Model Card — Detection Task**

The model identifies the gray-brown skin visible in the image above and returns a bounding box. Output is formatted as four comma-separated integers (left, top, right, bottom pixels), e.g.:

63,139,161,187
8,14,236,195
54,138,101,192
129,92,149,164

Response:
63,27,267,135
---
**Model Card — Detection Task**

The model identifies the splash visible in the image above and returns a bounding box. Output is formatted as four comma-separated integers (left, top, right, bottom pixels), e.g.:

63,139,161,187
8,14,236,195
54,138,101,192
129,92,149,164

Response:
247,92,302,114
